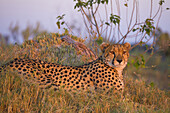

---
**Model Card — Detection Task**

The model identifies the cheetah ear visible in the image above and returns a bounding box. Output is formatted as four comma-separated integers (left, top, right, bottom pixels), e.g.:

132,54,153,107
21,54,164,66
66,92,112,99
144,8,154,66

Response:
123,42,131,50
100,42,110,53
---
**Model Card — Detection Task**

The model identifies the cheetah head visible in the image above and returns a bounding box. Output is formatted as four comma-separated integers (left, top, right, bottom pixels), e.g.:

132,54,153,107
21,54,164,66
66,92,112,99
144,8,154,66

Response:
100,42,131,69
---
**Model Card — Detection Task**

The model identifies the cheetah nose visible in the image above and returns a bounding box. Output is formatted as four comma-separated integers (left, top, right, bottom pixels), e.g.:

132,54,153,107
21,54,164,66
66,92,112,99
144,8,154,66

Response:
117,59,122,63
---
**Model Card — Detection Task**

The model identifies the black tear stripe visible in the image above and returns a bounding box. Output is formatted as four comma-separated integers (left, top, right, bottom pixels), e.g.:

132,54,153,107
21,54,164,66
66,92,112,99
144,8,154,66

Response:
112,52,116,65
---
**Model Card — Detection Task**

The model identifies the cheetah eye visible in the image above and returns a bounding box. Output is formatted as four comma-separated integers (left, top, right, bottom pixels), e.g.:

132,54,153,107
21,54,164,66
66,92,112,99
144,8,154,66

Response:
123,51,126,54
110,51,115,54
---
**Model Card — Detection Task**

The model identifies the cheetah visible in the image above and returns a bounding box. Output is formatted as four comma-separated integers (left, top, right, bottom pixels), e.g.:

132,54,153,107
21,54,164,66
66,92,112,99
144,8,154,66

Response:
0,42,131,92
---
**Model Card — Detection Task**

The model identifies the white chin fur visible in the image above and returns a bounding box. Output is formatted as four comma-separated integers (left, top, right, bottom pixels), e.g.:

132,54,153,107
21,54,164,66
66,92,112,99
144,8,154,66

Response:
108,61,127,68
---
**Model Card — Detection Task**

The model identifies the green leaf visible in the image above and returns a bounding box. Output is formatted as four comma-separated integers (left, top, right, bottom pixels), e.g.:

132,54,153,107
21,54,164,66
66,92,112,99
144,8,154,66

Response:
96,36,103,45
105,22,110,26
106,0,108,4
97,0,101,4
56,14,65,29
131,59,134,64
132,29,136,32
139,41,144,45
150,82,155,88
159,0,165,5
56,21,60,29
101,1,105,4
141,55,145,68
64,28,69,34
134,60,140,69
145,28,150,35
132,28,139,32
124,3,128,7
110,14,120,25
61,22,65,25
145,44,148,49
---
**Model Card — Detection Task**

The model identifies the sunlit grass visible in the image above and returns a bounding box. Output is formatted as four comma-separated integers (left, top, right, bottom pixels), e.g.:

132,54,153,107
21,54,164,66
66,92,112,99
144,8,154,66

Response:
0,70,169,112
0,33,169,112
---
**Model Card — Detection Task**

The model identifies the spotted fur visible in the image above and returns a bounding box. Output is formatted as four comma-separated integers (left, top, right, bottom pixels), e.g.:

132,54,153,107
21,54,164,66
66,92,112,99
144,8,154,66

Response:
0,42,131,92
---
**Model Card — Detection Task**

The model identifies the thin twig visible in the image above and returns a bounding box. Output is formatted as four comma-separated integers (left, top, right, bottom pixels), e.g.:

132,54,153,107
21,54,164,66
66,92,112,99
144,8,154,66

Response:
128,0,136,32
81,10,92,39
118,23,137,43
91,4,100,36
104,3,109,41
94,4,99,14
115,0,121,40
80,6,96,26
150,0,153,18
152,6,163,46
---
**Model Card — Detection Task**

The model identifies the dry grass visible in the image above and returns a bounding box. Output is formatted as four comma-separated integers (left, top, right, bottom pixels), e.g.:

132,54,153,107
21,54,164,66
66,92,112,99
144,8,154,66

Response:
0,71,169,112
0,33,169,113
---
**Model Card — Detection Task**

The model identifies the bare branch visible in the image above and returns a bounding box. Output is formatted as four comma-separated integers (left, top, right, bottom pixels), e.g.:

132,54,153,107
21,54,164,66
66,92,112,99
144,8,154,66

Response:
150,0,153,18
128,0,136,31
91,4,100,36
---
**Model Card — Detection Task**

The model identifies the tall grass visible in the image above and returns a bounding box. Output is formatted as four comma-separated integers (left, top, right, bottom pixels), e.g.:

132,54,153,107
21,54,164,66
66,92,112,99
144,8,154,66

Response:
0,33,169,112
